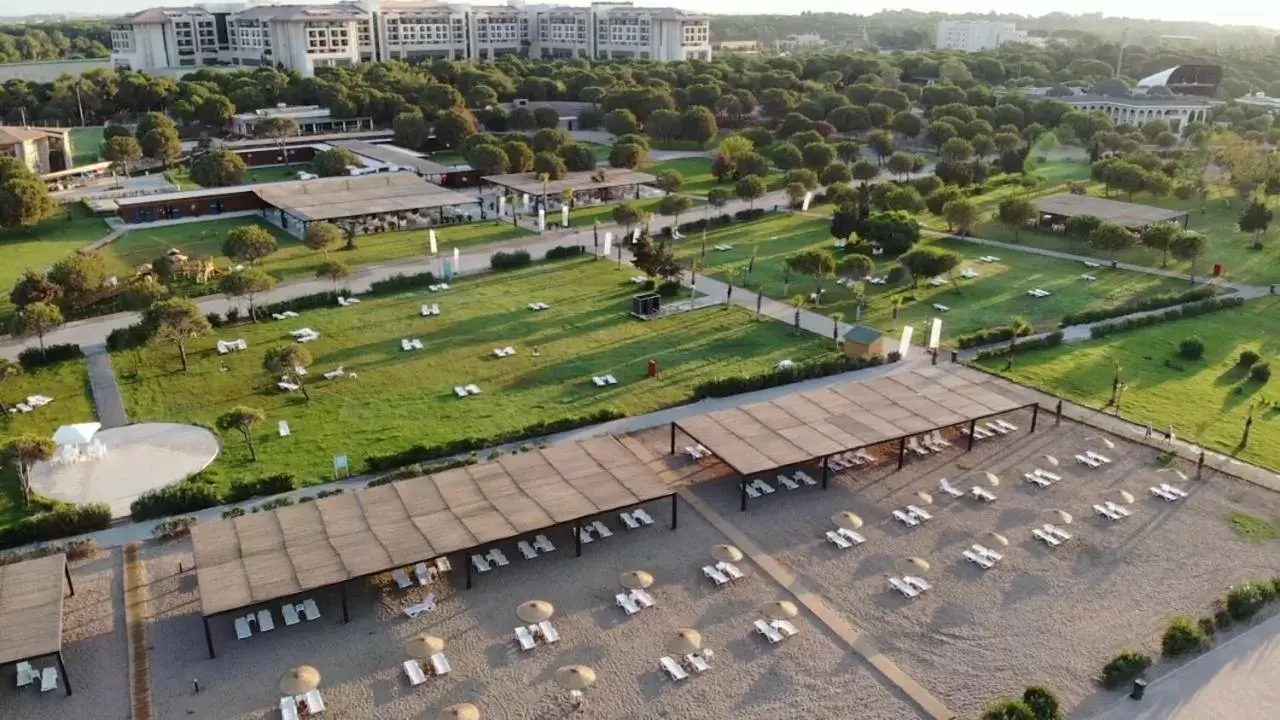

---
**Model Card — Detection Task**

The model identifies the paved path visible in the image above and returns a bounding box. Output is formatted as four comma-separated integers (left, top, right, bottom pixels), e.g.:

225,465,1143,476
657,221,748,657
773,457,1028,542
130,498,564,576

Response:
84,344,129,428
691,274,855,341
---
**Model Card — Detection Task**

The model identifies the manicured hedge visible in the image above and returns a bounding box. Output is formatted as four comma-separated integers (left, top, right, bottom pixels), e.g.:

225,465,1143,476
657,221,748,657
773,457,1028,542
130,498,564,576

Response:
1061,286,1216,327
956,326,1018,350
545,245,586,260
733,208,767,222
0,501,112,551
1100,650,1151,689
369,271,437,295
490,249,533,270
693,355,883,399
1089,297,1244,339
130,478,222,521
225,473,297,503
973,331,1064,360
259,289,352,316
106,320,154,351
17,343,82,370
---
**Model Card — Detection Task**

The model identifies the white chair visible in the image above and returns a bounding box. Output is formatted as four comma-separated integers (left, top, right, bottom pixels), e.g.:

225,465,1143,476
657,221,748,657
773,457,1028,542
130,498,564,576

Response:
515,626,536,651
39,667,57,693
661,656,689,681
518,540,538,559
702,565,729,586
404,659,427,686
1032,528,1061,547
235,616,252,639
534,534,555,552
257,609,275,632
302,599,320,621
631,589,655,609
617,593,640,615
430,652,451,676
538,620,560,644
892,510,919,527
282,603,301,626
826,530,852,549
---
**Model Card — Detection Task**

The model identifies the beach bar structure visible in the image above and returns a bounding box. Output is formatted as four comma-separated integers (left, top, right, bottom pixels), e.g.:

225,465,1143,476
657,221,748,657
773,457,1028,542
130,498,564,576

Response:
1035,193,1190,231
191,437,675,658
670,366,1039,511
483,168,657,205
0,553,76,696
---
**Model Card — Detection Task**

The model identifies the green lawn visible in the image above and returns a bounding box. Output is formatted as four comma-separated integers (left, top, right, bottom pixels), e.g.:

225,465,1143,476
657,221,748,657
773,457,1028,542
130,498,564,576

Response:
647,156,785,197
679,213,1189,341
108,218,533,287
975,296,1280,470
567,196,673,228
115,258,834,484
166,164,315,190
0,206,111,323
69,127,104,167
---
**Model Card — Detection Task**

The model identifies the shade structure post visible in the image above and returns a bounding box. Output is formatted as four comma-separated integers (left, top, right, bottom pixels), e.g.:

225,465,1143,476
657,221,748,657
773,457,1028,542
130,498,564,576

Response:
967,419,977,452
64,562,75,596
203,616,216,659
1030,405,1039,433
897,437,907,470
670,495,678,529
574,522,582,557
466,554,472,590
821,458,830,489
669,423,676,455
56,651,71,696
340,582,350,623
740,478,747,512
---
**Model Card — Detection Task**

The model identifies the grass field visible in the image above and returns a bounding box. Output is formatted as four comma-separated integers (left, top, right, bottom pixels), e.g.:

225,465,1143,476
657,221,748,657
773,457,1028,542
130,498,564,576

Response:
166,164,314,190
108,218,533,286
69,127,104,167
647,157,786,197
114,258,834,484
975,296,1280,470
679,213,1188,340
0,206,111,323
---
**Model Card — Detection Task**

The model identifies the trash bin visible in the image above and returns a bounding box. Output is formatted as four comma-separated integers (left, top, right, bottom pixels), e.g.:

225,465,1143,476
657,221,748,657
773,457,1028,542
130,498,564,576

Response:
1130,678,1147,700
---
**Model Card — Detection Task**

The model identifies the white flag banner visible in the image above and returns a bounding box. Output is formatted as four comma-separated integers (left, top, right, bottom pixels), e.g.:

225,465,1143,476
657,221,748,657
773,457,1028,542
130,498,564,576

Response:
497,195,505,216
602,232,613,255
522,194,530,212
537,208,546,231
561,205,570,227
428,229,438,255
928,318,942,349
453,246,460,267
802,191,813,211
898,326,914,358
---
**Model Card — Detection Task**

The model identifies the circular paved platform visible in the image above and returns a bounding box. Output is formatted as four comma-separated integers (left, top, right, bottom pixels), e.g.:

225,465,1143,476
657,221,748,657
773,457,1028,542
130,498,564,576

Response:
29,422,220,518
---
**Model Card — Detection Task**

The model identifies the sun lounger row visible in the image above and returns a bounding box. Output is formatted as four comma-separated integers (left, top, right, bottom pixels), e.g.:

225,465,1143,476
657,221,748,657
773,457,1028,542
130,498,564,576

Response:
427,283,450,292
1033,523,1073,548
16,661,58,692
932,303,950,312
907,431,953,457
271,310,301,320
978,255,1001,263
216,338,248,354
401,338,425,351
492,346,517,357
528,302,550,311
962,424,996,441
471,548,510,574
337,296,361,306
8,394,53,415
826,449,878,471
703,561,745,588
242,598,321,636
619,508,654,529
392,558,450,591
280,689,326,720
970,486,998,502
889,576,931,599
960,268,980,279
1094,502,1132,521
577,520,614,545
826,527,866,549
592,374,618,386
420,303,441,316
616,588,657,616
893,504,933,527
1023,468,1063,488
1150,483,1188,502
514,620,560,651
1081,273,1097,281
661,649,714,682
755,618,799,644
866,275,889,285
1026,288,1052,298
322,365,345,380
291,328,320,343
403,652,451,687
453,383,481,397
1075,450,1112,468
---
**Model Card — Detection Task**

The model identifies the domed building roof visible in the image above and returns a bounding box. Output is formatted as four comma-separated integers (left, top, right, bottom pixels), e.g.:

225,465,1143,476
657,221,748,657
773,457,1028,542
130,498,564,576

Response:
1092,79,1131,98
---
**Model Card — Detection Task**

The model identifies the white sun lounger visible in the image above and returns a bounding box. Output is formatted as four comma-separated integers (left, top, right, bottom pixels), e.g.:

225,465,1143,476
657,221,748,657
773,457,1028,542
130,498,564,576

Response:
907,437,930,456
257,609,275,632
280,696,300,720
795,470,817,486
1035,469,1063,482
1086,451,1112,464
687,653,712,673
996,419,1019,432
633,508,654,525
906,505,933,521
534,534,555,552
1150,486,1178,501
277,381,300,392
661,656,689,681
619,512,640,529
414,562,433,585
893,510,920,527
517,540,538,559
777,474,800,490
985,422,1010,435
16,662,35,687
472,554,491,573
515,626,536,651
235,616,252,639
774,619,799,638
826,530,852,549
1043,524,1072,541
930,430,952,447
938,478,964,498
631,588,655,609
538,620,559,644
703,565,729,586
38,667,56,693
592,520,613,538
593,376,609,387
1160,483,1188,499
964,549,996,568
404,659,427,686
755,618,784,643
617,593,640,615
1105,501,1132,517
1033,528,1062,547
717,561,745,581
1024,472,1052,488
282,603,300,626
971,487,997,502
1094,504,1122,520
973,544,1004,562
302,599,320,621
465,383,481,394
904,575,932,592
278,420,291,437
430,652,451,676
1076,454,1102,468
753,479,776,495
403,595,437,619
741,482,761,499
889,577,920,599
454,386,468,397
487,549,509,566
392,568,413,589
837,527,866,545
578,527,594,544
932,303,950,312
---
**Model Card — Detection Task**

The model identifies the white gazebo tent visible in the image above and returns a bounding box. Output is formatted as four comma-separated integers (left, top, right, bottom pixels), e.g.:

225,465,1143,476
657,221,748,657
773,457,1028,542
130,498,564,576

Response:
51,423,105,464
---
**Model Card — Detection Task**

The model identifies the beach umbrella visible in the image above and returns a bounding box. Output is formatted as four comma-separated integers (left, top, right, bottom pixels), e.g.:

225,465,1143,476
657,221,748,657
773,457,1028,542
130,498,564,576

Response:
914,490,934,505
439,703,481,720
761,600,798,620
620,570,654,590
984,532,1009,547
710,544,743,563
1042,455,1059,467
404,634,445,658
982,472,1000,487
516,600,555,623
831,511,863,530
51,422,101,447
1115,489,1136,505
1046,509,1074,525
899,556,930,573
666,628,703,655
554,665,597,691
279,666,320,695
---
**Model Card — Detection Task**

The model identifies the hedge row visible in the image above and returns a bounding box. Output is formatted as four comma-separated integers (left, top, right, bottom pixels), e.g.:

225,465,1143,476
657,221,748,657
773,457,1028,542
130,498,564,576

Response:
1061,286,1216,327
16,343,82,370
0,501,112,551
693,355,884,399
955,326,1018,350
545,244,586,260
491,249,532,270
973,331,1065,361
1089,297,1245,339
369,270,438,295
130,469,301,521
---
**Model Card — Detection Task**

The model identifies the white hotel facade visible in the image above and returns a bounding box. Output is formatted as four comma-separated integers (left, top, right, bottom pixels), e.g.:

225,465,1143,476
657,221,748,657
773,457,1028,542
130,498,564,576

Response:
109,1,712,77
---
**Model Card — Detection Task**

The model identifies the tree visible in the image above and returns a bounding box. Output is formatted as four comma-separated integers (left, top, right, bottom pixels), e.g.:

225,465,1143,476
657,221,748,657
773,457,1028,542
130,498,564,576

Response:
603,108,640,136
393,110,432,150
11,301,63,356
867,131,894,165
145,297,211,372
313,147,360,177
532,152,567,180
197,94,235,127
925,120,958,150
47,253,105,307
222,225,278,265
1088,222,1136,259
789,294,807,334
557,143,596,172
736,175,766,209
890,111,922,138
820,163,852,186
802,143,835,172
899,246,961,287
1238,200,1273,249
981,700,1037,720
940,137,974,163
8,269,60,310
681,106,718,144
533,106,560,129
611,202,642,236
103,135,142,175
706,187,731,211
828,106,871,133
0,358,20,414
1142,223,1181,267
857,211,920,255
434,108,478,149
1170,231,1209,280
942,199,979,235
786,169,818,191
835,141,862,164
884,186,925,213
772,142,803,171
1155,131,1179,149
785,182,807,207
609,143,646,169
219,268,275,322
2,436,54,506
852,159,880,182
654,170,683,193
831,204,860,240
997,197,1037,242
839,253,874,282
217,407,266,461
466,143,509,174
254,116,300,141
0,177,57,228
657,193,693,225
1021,686,1062,720
785,249,837,301
189,148,247,187
531,127,569,154
303,221,342,258
631,236,681,280
885,151,917,180
140,126,181,166
505,141,534,173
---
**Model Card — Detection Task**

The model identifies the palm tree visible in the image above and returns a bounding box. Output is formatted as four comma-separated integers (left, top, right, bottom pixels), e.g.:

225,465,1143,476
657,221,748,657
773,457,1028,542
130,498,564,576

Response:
1005,315,1033,369
830,311,844,347
790,295,807,335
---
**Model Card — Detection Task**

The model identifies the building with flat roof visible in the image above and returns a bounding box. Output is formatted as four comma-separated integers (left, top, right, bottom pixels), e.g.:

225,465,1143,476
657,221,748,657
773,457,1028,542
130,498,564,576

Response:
935,20,1025,52
228,104,374,136
0,126,74,175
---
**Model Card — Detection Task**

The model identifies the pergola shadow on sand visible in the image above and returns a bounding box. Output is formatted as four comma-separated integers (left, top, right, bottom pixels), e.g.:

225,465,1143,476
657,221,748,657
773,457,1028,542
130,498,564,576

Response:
191,437,676,658
1036,193,1190,231
670,366,1040,510
0,553,76,696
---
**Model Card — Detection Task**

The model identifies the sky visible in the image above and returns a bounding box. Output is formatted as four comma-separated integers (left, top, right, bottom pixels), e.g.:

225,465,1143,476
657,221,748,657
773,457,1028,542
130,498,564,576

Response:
4,0,1279,32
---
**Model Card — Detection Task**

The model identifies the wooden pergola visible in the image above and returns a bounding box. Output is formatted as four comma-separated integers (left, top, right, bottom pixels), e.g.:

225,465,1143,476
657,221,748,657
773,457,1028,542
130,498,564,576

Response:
0,553,75,696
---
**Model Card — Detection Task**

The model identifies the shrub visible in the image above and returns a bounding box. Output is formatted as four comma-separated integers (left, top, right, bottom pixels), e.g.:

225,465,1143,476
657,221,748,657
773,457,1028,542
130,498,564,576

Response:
1250,363,1271,383
225,473,297,503
222,507,246,519
153,516,198,541
106,321,155,351
259,290,350,317
1239,350,1261,367
656,280,682,297
17,343,83,370
368,271,437,295
1214,607,1234,631
1227,581,1272,620
956,326,1015,350
732,208,767,222
253,497,296,513
130,480,222,521
490,250,533,270
1161,615,1212,658
545,244,586,260
1197,615,1217,638
1100,650,1151,689
0,502,113,551
693,356,883,398
1178,336,1205,360
981,700,1036,720
1089,297,1244,338
884,265,908,284
974,332,1064,361
1021,686,1062,720
205,311,224,328
1060,286,1214,327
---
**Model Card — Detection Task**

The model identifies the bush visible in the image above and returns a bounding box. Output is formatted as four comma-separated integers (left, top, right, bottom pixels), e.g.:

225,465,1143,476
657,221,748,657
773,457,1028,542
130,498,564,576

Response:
0,502,113,551
225,473,297,503
956,326,1016,350
732,208,767,222
1162,615,1212,658
368,271,437,295
1100,650,1151,689
222,507,246,519
884,265,908,284
153,516,198,541
1021,685,1061,720
130,480,222,521
1178,336,1205,360
1239,350,1261,367
1196,615,1217,638
974,332,1064,361
545,244,586,260
1061,286,1215,327
65,538,99,561
1226,581,1272,621
1089,297,1244,338
693,356,883,398
259,289,350,317
17,343,83,370
1250,363,1271,383
656,280,682,297
205,311,224,328
490,250,533,270
106,320,155,351
1214,607,1234,631
253,497,295,512
981,700,1036,720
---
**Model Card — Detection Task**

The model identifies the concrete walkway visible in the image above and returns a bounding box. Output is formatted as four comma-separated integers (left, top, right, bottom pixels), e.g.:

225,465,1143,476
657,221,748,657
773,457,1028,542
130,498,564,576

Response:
84,344,129,428
691,274,855,341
